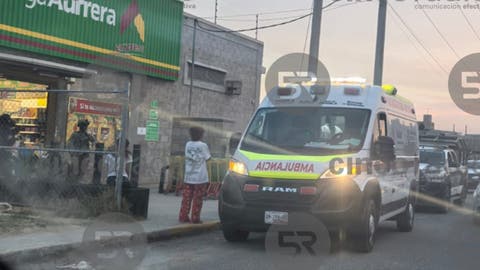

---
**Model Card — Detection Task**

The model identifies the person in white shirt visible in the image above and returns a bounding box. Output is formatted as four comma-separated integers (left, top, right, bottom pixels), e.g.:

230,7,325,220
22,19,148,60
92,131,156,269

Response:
179,127,211,224
321,116,343,140
104,139,133,188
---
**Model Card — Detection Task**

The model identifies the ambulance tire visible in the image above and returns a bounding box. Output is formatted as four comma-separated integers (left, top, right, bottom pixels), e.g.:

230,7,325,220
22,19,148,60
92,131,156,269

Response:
222,225,249,242
352,198,378,253
454,185,467,206
438,185,451,214
329,231,341,253
396,199,414,232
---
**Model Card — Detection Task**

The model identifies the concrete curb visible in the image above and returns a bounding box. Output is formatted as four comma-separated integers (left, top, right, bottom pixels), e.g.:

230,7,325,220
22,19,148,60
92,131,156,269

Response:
1,221,220,265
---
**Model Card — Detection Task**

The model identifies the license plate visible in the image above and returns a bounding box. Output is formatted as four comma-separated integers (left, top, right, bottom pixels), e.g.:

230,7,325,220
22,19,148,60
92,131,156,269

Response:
265,211,288,225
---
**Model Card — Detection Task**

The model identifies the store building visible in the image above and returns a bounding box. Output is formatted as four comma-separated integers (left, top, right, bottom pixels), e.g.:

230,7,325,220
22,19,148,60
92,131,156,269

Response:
0,1,264,186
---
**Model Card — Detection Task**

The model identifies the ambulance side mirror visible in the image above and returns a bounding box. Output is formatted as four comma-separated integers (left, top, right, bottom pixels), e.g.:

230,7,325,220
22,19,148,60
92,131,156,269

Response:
375,136,396,162
229,133,242,156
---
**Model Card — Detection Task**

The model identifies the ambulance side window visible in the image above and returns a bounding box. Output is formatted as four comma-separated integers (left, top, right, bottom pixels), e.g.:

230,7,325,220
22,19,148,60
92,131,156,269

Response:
377,113,387,137
372,113,388,158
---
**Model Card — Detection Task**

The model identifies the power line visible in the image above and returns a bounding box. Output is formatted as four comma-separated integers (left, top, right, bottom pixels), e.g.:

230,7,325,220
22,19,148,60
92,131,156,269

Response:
203,0,341,21
387,3,449,74
216,14,309,22
326,1,360,11
420,9,461,59
459,7,480,43
323,0,340,10
202,8,312,19
218,1,359,23
388,7,445,77
197,13,312,33
197,0,341,34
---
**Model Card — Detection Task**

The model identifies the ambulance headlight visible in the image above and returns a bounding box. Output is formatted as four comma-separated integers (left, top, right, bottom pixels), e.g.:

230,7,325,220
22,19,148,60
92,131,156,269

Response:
229,160,248,176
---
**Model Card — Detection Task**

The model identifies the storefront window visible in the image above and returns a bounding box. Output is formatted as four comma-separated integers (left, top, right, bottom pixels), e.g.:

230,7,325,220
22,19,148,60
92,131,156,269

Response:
0,80,48,147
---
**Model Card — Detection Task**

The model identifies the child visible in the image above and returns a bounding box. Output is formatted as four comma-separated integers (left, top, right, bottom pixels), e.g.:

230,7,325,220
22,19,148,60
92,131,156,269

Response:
179,127,211,224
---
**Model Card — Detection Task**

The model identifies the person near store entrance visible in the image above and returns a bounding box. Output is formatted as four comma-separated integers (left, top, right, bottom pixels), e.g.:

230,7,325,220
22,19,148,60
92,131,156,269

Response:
0,114,16,147
0,114,16,177
67,119,95,179
104,139,133,188
179,126,211,224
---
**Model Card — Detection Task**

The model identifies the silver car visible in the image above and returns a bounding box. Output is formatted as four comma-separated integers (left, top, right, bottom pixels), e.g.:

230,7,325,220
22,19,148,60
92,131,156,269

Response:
474,184,480,225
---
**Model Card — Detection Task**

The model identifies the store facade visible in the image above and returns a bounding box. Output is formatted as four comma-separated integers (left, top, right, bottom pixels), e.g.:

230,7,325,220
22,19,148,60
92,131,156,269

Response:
1,1,264,186
0,0,183,153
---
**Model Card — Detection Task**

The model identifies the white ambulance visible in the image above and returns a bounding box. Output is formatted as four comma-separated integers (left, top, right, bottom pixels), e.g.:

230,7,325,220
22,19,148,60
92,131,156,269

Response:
219,81,419,252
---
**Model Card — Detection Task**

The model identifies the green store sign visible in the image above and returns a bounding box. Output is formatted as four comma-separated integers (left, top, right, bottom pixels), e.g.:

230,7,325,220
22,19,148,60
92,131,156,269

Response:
0,0,183,80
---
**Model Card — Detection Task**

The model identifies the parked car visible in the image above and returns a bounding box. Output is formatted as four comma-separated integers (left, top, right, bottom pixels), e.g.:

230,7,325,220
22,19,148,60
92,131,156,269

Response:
418,147,468,213
473,184,480,225
467,160,480,191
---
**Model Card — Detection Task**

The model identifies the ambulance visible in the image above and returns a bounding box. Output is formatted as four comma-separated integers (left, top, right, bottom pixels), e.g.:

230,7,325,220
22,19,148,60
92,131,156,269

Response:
219,80,419,252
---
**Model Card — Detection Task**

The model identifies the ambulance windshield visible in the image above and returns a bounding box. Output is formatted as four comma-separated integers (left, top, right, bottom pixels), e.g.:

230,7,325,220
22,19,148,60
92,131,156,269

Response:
240,107,371,155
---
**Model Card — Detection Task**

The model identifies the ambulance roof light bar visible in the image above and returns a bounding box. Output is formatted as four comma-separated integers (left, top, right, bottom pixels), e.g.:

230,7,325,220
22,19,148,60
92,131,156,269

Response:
331,77,367,85
277,87,294,96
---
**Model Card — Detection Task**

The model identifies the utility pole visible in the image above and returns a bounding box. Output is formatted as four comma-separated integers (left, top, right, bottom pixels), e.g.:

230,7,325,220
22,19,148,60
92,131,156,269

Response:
255,14,259,40
308,0,323,75
214,0,218,24
188,19,197,116
374,0,387,86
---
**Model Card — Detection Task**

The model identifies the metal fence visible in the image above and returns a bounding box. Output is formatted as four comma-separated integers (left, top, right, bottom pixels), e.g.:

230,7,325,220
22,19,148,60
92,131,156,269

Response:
0,87,131,217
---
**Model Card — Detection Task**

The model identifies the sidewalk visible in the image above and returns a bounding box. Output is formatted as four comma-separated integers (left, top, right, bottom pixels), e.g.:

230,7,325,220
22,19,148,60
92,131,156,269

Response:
0,190,220,261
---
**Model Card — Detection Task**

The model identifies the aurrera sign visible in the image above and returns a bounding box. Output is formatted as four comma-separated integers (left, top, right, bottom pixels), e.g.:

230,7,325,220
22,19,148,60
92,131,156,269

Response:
25,0,117,26
0,0,183,80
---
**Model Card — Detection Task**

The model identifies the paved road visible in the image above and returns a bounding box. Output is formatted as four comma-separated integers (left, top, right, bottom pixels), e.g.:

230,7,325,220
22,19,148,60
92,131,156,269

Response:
11,198,480,270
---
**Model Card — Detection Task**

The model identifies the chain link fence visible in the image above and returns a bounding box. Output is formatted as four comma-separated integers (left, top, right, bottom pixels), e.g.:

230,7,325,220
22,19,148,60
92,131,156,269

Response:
0,87,134,218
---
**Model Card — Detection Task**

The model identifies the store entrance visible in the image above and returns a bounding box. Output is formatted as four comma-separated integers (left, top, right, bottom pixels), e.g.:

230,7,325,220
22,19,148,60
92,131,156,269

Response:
0,52,95,148
0,80,48,147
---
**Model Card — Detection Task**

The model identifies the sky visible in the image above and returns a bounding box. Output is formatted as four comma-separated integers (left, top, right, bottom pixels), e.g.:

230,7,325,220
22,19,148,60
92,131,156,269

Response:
185,0,480,134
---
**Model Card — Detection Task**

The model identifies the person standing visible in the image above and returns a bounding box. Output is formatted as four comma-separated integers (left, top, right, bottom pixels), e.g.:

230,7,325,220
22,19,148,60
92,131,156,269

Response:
67,119,95,178
179,127,211,224
0,114,16,147
104,139,133,188
0,114,16,179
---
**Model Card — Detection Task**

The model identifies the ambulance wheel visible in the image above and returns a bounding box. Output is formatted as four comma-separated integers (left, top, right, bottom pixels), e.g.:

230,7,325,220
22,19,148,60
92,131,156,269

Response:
396,200,414,232
438,185,451,214
222,225,249,242
352,198,377,253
